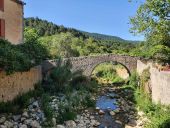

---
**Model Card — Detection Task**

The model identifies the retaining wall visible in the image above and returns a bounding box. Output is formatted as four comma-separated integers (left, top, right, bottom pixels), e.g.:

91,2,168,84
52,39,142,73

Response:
0,66,42,102
137,60,170,105
150,68,170,105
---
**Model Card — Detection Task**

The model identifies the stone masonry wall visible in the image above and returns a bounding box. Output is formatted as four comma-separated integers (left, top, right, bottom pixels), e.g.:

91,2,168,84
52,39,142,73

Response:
137,60,170,105
0,66,42,102
150,68,170,105
0,0,24,44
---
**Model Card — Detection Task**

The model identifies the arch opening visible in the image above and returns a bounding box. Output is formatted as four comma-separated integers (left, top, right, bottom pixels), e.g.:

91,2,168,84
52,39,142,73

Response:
91,61,130,84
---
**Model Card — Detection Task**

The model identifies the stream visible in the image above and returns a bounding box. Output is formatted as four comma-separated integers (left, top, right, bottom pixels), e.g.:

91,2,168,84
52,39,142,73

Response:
95,87,123,128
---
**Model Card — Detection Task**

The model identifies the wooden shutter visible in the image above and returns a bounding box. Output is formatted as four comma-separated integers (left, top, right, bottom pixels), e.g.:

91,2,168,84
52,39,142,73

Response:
0,0,4,11
0,19,5,38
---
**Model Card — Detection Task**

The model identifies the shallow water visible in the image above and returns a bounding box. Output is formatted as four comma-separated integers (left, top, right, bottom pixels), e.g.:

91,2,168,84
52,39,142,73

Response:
96,92,122,128
96,95,117,110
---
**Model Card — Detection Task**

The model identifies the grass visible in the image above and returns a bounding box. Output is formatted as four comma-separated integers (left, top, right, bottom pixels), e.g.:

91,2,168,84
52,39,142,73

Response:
92,62,125,84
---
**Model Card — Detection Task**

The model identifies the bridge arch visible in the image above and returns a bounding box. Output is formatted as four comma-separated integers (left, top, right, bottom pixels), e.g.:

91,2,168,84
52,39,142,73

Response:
89,61,131,78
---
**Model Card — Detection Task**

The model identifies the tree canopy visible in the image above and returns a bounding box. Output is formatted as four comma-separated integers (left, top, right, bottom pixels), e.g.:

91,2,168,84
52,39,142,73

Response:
130,0,170,62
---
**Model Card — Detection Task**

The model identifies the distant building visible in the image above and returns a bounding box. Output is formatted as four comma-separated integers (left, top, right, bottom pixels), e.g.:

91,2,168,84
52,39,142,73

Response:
0,0,25,44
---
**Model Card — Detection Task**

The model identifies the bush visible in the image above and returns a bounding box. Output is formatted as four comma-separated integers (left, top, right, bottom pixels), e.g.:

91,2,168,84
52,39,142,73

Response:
150,45,170,63
61,111,77,122
0,28,50,74
128,71,139,88
92,63,125,83
140,68,150,91
41,94,53,121
0,39,31,74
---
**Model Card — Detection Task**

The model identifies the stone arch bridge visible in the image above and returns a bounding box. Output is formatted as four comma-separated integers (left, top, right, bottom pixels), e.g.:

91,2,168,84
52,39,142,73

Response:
42,54,140,76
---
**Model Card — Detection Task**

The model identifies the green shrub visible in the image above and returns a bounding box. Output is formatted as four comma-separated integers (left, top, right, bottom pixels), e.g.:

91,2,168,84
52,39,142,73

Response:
0,39,31,74
128,71,139,88
0,28,50,74
61,111,77,122
140,68,150,91
41,94,53,121
82,95,95,108
92,63,126,83
150,45,170,63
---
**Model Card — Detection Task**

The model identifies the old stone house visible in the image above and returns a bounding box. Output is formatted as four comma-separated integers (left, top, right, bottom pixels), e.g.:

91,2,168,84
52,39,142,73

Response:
0,0,25,44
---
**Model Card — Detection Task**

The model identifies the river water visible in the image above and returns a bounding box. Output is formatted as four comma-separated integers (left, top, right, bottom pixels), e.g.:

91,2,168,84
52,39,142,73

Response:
95,88,123,128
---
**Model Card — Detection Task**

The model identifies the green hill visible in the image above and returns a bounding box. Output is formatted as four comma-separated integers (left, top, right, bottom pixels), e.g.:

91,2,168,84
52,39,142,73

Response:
24,17,139,44
24,17,138,57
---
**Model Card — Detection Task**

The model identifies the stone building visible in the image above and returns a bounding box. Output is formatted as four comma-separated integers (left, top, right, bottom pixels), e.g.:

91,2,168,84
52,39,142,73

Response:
0,0,25,44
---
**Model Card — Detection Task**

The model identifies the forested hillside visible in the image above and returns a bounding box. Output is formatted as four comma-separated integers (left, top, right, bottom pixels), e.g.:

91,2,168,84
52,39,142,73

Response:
24,17,87,39
24,17,138,58
82,32,139,43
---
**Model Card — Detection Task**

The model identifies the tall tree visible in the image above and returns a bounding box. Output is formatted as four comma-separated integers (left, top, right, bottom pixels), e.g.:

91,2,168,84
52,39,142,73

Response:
130,0,170,46
130,0,170,62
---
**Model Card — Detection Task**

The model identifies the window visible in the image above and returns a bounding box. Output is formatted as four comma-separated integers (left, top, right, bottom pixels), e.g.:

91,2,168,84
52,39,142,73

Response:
0,19,5,38
0,0,4,11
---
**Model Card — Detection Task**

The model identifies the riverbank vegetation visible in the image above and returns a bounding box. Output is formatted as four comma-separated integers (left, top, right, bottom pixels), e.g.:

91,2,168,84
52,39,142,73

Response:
126,71,170,128
0,28,50,74
0,60,98,126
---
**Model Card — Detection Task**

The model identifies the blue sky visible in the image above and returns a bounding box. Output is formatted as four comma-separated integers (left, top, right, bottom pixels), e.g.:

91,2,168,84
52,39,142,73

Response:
24,0,144,41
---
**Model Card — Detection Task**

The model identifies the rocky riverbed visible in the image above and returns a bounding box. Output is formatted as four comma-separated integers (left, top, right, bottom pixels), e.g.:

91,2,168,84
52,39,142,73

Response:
0,84,149,128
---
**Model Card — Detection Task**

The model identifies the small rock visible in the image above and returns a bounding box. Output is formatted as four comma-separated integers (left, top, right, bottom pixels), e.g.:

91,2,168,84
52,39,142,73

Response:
110,111,116,116
115,120,122,125
96,107,100,110
90,116,94,119
22,112,29,118
138,111,144,117
114,108,120,113
4,121,13,128
0,125,7,128
24,119,32,125
93,122,100,127
13,115,21,122
56,125,65,128
84,110,88,113
98,110,105,115
21,117,26,122
20,124,27,128
30,120,41,128
0,116,6,124
137,120,144,126
52,118,56,126
65,120,76,128
128,119,137,127
32,101,39,108
52,98,57,102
